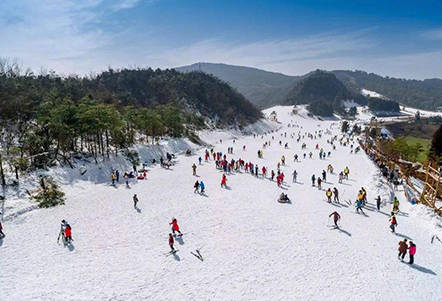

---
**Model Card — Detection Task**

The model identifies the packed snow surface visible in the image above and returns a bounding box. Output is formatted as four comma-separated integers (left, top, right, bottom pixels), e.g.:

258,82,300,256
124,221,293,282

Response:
1,106,441,301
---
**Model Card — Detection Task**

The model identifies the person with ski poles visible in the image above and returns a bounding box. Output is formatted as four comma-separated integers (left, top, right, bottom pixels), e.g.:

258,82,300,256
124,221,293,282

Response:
329,211,341,227
170,218,182,236
133,194,139,208
326,188,332,202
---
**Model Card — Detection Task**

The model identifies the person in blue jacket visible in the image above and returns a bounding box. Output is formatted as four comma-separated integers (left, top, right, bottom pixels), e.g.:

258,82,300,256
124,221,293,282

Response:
199,181,205,194
356,199,364,214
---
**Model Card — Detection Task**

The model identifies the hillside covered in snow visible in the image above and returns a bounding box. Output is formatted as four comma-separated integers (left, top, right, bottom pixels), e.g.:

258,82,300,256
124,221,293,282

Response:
1,106,441,301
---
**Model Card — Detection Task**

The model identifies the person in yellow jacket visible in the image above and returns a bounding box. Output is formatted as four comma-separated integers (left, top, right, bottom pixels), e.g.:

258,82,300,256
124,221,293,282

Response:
111,172,116,185
326,188,333,203
344,166,350,179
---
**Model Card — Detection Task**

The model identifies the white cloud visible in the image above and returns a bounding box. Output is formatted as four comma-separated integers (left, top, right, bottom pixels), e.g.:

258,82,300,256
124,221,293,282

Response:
112,0,142,11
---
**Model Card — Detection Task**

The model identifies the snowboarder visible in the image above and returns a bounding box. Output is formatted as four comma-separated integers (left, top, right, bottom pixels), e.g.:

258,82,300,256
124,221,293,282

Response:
192,163,197,176
194,181,200,193
408,241,416,264
170,218,182,236
133,194,139,208
326,188,332,202
398,239,408,261
376,195,381,211
389,212,397,232
329,211,341,227
169,233,175,252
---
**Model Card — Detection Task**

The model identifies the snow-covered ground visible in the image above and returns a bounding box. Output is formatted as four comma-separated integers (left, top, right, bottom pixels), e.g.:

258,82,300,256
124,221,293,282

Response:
1,106,441,300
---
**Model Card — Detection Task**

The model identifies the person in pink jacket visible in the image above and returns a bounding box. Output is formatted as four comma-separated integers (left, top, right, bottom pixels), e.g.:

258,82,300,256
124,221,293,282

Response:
408,241,416,264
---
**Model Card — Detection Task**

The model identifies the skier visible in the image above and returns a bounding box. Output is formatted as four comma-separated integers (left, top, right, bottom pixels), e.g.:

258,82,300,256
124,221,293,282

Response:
311,174,316,186
338,172,344,183
169,233,175,252
322,170,326,182
355,199,364,214
0,220,5,238
198,157,202,165
194,181,200,193
398,239,408,261
329,211,341,227
376,195,381,211
389,212,398,232
326,188,332,202
317,177,322,190
408,241,416,264
57,220,68,244
200,181,205,194
292,170,297,183
115,170,120,182
133,194,139,208
294,154,298,162
170,218,182,236
271,170,275,181
221,174,227,188
333,187,339,203
344,166,350,179
392,197,400,212
124,173,129,187
192,163,197,176
111,172,116,185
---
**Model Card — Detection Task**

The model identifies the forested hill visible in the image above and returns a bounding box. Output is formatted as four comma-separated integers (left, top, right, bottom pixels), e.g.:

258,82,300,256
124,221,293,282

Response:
175,62,299,108
0,66,262,170
332,70,442,110
176,62,442,110
0,67,261,127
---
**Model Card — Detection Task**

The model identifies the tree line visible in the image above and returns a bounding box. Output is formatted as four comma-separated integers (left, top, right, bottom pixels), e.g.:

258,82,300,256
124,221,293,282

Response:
0,61,262,183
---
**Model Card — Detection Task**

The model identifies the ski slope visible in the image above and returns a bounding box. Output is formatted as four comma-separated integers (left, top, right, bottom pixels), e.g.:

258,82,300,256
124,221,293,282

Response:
1,106,441,301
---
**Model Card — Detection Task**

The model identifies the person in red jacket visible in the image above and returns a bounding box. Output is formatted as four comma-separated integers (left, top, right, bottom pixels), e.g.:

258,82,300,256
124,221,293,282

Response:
64,224,72,243
221,174,227,188
170,218,182,236
169,233,175,252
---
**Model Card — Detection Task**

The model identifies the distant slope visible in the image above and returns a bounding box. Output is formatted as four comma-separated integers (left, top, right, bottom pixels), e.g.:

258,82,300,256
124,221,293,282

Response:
332,70,442,110
285,70,353,105
175,63,299,108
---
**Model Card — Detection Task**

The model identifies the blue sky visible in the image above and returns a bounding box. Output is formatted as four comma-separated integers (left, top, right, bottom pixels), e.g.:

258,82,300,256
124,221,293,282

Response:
1,0,442,79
